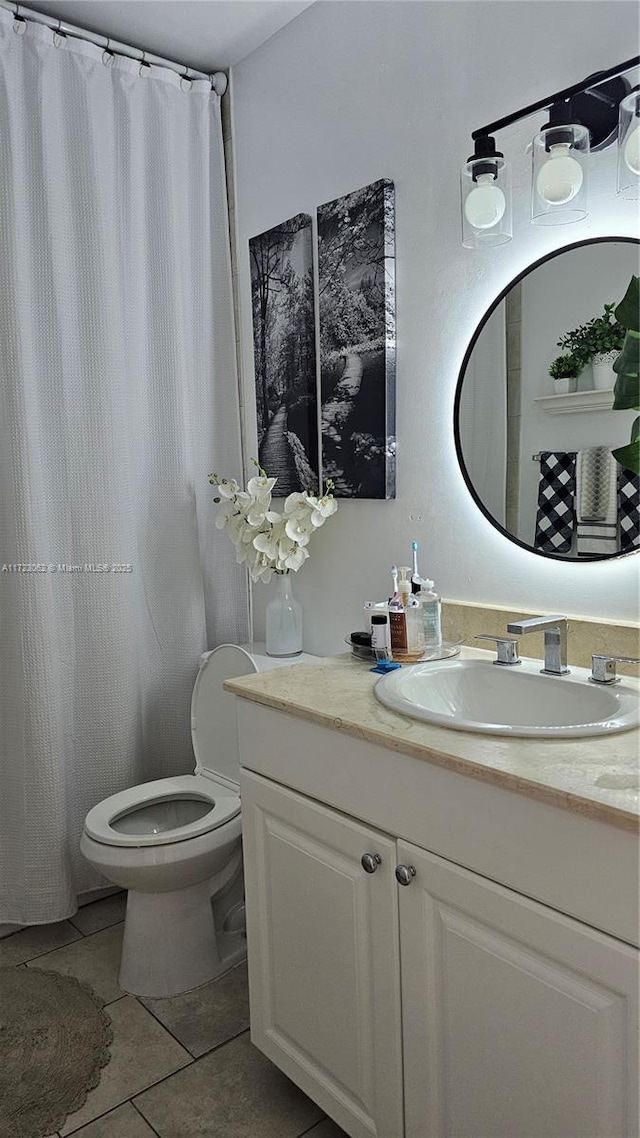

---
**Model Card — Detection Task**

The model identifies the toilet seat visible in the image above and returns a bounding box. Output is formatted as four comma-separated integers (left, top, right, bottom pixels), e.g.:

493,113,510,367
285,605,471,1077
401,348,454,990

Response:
84,775,240,848
83,646,257,856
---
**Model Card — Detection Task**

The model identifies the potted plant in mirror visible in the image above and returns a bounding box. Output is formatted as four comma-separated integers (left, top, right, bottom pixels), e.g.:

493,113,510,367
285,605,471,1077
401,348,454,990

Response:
557,302,625,391
611,275,640,476
548,354,580,396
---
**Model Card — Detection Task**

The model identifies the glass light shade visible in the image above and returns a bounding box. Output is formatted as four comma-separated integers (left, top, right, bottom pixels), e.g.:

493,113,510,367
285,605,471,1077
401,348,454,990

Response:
531,123,589,225
617,90,640,199
461,156,512,248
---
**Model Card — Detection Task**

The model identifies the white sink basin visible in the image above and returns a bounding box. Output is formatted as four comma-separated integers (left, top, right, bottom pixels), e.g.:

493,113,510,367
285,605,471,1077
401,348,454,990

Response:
374,656,639,738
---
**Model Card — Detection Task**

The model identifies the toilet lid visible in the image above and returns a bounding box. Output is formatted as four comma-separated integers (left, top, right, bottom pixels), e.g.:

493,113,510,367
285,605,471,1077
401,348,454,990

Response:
84,775,240,847
191,644,258,787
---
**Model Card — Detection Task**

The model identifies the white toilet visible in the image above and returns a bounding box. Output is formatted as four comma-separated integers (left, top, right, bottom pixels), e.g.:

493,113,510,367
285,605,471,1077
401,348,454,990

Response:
81,644,263,999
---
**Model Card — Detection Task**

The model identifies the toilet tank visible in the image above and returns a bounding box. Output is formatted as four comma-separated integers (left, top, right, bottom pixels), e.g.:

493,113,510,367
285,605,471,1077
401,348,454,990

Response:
191,644,318,788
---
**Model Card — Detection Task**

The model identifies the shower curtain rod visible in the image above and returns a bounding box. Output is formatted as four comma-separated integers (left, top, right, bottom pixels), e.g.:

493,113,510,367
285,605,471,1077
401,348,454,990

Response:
0,1,228,93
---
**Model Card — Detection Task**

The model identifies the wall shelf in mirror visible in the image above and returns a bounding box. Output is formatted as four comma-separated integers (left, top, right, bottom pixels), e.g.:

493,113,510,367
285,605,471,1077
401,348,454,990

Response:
534,390,615,414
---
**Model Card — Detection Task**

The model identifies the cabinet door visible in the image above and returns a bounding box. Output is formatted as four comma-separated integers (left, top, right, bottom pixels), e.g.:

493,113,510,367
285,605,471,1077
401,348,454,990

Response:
398,841,639,1138
241,770,404,1138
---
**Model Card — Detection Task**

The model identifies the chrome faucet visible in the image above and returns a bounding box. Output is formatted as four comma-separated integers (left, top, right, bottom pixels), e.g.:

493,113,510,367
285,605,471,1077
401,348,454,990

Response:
474,634,521,666
506,615,570,676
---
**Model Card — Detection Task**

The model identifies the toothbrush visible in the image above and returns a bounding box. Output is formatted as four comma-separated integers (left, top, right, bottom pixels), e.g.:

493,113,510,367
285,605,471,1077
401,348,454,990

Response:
411,540,420,585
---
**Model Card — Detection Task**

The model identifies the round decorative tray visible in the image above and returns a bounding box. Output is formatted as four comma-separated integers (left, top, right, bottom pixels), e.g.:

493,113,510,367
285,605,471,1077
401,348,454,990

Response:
344,636,374,661
345,637,462,663
418,640,462,662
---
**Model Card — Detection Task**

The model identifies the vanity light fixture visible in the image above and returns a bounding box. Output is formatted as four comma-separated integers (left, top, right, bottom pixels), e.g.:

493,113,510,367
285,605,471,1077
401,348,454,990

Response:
461,56,640,247
617,87,640,198
461,136,512,248
531,100,589,225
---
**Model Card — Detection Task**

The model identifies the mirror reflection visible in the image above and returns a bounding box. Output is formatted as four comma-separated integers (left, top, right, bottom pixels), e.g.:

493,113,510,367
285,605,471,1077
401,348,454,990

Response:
455,238,640,560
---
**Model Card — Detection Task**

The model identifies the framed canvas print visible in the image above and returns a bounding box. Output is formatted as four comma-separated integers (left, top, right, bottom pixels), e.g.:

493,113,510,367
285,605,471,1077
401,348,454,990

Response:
317,179,396,499
249,214,319,495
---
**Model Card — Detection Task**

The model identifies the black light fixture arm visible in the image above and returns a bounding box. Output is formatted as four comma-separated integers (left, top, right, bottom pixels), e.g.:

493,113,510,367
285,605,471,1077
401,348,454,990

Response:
471,55,639,141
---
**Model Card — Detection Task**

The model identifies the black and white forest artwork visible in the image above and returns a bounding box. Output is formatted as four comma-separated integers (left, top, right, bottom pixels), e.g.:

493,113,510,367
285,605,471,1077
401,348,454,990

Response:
249,214,318,496
318,179,396,499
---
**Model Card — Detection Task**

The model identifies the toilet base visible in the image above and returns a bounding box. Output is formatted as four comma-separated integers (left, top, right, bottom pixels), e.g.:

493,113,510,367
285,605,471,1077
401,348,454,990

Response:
119,863,246,998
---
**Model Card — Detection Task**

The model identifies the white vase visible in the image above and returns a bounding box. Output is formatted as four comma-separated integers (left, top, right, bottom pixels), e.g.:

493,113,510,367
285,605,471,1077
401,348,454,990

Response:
266,572,303,657
591,352,617,391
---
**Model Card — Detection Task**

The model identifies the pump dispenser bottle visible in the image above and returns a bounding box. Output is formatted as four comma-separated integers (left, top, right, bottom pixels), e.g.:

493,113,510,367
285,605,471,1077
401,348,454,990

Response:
388,565,408,657
419,578,442,650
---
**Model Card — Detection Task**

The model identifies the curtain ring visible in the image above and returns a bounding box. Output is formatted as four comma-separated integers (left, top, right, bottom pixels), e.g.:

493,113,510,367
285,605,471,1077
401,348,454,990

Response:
102,38,114,66
180,67,192,92
13,4,26,34
53,17,66,48
139,51,150,77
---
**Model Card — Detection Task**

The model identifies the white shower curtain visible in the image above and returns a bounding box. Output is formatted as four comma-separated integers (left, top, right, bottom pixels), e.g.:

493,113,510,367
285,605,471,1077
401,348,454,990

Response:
0,10,248,924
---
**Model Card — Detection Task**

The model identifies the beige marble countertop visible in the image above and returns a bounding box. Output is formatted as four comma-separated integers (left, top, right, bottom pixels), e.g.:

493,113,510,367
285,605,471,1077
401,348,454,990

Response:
226,648,640,833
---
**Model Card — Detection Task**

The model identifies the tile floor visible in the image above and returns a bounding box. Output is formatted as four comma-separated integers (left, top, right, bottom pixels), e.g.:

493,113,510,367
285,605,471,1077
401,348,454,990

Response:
1,894,348,1138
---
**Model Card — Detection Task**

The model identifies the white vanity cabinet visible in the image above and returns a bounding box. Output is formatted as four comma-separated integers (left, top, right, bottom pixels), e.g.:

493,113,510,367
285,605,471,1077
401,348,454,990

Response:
241,771,404,1138
242,769,638,1138
399,839,637,1138
233,694,639,1138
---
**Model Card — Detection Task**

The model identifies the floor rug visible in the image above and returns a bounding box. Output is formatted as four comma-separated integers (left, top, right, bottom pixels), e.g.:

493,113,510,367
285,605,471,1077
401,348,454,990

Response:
0,966,112,1138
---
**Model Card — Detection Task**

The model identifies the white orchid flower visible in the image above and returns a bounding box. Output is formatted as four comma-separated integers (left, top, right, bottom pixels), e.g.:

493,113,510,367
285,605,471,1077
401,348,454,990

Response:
277,534,296,560
213,464,336,577
247,475,276,499
250,550,274,584
307,494,338,527
319,495,338,516
277,533,310,570
246,506,267,528
216,478,239,499
284,515,311,546
283,545,309,572
253,530,280,560
283,492,310,518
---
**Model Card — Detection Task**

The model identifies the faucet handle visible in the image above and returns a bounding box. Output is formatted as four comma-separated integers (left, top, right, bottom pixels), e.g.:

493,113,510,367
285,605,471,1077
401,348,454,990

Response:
589,654,640,685
475,635,521,666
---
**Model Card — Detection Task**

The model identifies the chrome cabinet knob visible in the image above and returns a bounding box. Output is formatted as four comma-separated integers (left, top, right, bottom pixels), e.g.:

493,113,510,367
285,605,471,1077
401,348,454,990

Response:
361,852,382,874
395,864,416,886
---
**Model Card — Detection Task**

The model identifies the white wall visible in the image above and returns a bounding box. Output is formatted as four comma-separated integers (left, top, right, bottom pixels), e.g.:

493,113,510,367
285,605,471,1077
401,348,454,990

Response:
231,0,640,655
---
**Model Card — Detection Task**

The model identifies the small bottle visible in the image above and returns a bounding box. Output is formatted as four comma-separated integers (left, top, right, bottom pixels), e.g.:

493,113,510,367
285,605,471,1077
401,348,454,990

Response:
389,604,408,657
363,601,376,633
371,613,391,661
419,578,442,651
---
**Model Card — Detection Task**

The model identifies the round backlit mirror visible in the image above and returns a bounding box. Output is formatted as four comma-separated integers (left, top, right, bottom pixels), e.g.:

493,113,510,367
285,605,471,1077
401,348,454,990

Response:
454,236,639,561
